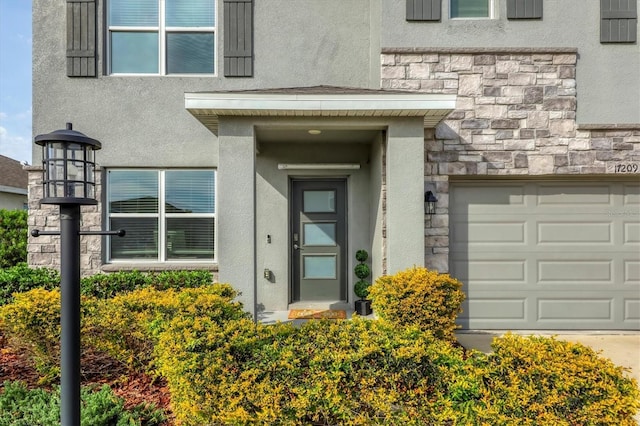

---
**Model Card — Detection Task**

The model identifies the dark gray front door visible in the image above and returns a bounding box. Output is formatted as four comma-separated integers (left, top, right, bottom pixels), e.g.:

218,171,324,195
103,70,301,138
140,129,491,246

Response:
291,179,347,302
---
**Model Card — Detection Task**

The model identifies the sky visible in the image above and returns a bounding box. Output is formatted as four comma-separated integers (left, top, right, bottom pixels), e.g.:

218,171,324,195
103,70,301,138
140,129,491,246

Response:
0,0,32,164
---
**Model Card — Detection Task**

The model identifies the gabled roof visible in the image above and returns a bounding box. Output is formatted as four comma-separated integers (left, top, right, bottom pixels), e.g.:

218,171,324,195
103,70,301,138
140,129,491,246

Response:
185,85,456,133
0,155,28,194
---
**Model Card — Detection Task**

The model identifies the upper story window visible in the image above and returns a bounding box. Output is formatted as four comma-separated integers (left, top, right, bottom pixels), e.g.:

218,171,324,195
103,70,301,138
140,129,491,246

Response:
108,0,216,75
450,0,494,18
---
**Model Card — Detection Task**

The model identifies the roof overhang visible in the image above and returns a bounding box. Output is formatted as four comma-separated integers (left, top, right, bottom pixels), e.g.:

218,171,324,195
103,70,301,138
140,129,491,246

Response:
185,89,456,134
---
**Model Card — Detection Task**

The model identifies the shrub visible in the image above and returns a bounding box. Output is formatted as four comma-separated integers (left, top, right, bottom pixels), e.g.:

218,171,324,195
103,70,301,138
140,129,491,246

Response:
0,209,28,268
0,289,62,381
155,316,472,425
368,266,465,340
355,249,368,262
478,334,640,425
354,279,370,299
0,381,165,425
80,270,213,299
354,263,370,280
0,263,60,306
84,283,246,370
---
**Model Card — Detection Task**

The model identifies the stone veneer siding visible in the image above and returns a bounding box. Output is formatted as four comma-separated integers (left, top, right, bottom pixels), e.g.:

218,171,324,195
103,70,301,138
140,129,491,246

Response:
381,47,640,273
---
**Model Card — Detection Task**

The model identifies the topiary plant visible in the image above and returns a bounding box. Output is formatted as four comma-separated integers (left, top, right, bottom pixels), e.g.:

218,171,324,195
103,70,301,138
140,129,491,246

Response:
354,263,370,280
354,279,370,299
354,250,372,315
355,249,369,263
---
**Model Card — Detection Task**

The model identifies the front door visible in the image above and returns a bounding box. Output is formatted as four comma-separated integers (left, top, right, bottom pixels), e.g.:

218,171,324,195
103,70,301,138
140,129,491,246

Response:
291,179,347,302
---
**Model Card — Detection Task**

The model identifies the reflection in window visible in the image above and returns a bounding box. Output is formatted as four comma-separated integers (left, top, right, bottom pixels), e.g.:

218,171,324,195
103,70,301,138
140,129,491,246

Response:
108,0,215,74
107,169,215,262
303,190,335,213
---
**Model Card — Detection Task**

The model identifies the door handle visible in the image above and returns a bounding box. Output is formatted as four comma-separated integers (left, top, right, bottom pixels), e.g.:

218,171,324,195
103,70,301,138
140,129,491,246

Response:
293,243,303,250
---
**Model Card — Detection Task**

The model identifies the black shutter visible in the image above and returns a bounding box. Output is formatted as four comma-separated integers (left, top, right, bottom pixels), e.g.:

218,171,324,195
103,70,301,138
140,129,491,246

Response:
224,0,253,77
507,0,543,19
66,0,96,77
406,0,441,21
601,0,637,43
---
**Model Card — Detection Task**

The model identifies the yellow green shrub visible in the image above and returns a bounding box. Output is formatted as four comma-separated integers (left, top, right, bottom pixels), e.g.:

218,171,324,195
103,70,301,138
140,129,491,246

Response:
84,283,247,371
155,316,473,425
0,288,61,380
368,266,465,340
479,334,640,425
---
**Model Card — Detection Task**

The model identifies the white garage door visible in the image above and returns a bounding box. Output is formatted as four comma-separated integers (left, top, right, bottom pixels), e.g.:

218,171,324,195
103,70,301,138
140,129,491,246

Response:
450,180,640,330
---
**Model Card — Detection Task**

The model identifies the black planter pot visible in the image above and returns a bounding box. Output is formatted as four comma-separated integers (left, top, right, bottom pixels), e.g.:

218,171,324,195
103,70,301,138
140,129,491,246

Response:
354,299,372,316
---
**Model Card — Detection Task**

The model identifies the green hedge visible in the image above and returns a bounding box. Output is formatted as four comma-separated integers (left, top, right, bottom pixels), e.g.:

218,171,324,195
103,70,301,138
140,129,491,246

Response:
0,381,164,426
0,264,59,306
0,268,214,305
0,209,27,268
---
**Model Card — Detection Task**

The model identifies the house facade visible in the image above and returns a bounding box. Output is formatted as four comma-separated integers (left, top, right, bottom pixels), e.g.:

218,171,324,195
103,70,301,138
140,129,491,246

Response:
0,155,28,210
30,0,639,329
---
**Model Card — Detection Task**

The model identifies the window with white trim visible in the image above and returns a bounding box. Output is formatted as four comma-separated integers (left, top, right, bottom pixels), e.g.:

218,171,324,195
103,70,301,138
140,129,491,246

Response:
108,0,216,75
107,170,216,262
450,0,494,18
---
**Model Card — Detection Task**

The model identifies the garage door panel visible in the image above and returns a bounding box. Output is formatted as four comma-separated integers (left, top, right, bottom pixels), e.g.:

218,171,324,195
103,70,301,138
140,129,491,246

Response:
452,185,525,209
456,222,526,244
450,180,640,330
623,185,640,204
537,298,613,321
536,184,612,205
538,222,612,244
459,298,526,321
538,260,612,284
625,260,640,283
624,222,640,243
625,299,640,321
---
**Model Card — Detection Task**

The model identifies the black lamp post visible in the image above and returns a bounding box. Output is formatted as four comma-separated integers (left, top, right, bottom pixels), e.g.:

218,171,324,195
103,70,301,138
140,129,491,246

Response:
31,123,123,426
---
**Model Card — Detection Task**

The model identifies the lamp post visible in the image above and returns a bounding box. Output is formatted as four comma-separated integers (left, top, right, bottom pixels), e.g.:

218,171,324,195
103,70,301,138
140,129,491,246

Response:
31,123,124,426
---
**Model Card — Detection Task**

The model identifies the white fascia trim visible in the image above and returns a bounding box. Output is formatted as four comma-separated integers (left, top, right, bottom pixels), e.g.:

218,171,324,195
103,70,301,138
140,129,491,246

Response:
0,185,27,195
185,92,457,112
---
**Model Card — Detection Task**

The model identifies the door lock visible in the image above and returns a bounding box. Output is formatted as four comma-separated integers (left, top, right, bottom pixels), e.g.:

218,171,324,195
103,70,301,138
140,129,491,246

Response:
293,243,303,250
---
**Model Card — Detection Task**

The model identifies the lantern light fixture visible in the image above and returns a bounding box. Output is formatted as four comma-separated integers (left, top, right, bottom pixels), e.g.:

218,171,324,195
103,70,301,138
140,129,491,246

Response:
35,122,101,205
424,190,438,215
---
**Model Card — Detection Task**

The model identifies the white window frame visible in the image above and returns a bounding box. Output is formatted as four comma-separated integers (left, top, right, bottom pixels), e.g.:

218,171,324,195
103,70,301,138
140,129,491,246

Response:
107,0,217,76
106,169,217,263
449,0,496,19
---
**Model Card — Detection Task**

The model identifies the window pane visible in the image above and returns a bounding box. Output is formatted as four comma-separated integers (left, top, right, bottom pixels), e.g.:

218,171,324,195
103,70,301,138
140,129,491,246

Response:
303,255,337,279
111,32,159,74
303,190,336,213
110,218,158,259
166,0,215,27
166,218,215,260
166,33,214,74
109,0,159,26
108,170,158,213
165,170,215,213
451,0,489,17
304,223,336,246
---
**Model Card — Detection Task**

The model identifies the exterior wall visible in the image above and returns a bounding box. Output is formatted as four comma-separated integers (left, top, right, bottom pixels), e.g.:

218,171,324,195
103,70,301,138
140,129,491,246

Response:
381,0,640,124
381,48,640,273
32,0,376,167
0,191,27,210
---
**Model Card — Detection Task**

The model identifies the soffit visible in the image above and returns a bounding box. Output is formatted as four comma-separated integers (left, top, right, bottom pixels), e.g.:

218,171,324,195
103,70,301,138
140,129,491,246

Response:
185,86,456,134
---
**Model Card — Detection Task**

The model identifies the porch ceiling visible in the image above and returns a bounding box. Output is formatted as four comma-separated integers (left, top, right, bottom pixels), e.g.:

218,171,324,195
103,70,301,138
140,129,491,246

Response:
185,86,456,134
